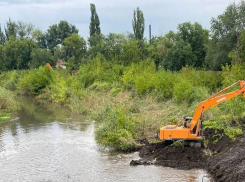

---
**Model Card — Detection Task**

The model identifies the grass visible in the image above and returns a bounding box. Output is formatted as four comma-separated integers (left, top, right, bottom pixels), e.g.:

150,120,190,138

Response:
0,113,11,123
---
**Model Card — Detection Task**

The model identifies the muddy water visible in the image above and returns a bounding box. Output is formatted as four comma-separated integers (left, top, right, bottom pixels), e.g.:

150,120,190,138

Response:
0,98,211,182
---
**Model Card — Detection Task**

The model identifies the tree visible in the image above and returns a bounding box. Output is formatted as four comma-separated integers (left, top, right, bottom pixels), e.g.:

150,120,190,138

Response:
177,22,209,68
88,34,106,58
104,33,126,60
5,18,17,40
205,1,245,70
16,21,34,39
0,25,6,45
120,39,142,65
148,31,177,67
30,48,54,68
63,33,87,65
32,29,47,48
46,21,78,51
4,37,37,69
163,40,196,71
0,45,6,71
89,3,101,37
132,7,145,40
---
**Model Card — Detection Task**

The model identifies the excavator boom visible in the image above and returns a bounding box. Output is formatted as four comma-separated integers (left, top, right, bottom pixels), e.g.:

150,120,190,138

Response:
160,80,245,141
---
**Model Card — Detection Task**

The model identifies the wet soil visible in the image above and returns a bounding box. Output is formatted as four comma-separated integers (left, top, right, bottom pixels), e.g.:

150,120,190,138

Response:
130,127,245,182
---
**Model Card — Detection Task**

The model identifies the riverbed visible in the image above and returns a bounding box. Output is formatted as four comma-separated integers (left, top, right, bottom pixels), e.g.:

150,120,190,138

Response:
0,98,211,182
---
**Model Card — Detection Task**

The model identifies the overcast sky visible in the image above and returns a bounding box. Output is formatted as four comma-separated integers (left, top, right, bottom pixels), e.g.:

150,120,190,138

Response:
0,0,240,39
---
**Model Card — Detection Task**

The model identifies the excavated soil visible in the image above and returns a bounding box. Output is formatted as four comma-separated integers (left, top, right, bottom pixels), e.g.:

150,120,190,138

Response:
130,127,245,182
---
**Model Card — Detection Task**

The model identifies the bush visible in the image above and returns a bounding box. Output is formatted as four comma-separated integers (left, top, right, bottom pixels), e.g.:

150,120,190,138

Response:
225,127,243,141
16,66,55,95
0,71,19,90
173,77,209,104
78,55,124,87
88,82,112,92
0,86,18,112
49,77,68,104
95,104,139,151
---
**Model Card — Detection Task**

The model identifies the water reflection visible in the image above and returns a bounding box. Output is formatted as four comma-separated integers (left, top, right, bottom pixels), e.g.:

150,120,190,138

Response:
0,97,211,182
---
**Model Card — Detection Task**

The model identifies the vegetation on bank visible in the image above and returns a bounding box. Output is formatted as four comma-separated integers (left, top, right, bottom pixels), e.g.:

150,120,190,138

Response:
0,60,245,151
0,86,19,122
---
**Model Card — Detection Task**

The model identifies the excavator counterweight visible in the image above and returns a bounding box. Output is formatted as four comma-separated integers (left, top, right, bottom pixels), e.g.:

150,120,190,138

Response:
160,80,245,141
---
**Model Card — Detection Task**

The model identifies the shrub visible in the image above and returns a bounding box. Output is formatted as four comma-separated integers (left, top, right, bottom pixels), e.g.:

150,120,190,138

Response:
173,77,209,104
224,127,243,141
88,82,112,92
95,104,140,151
49,77,68,104
0,71,19,90
0,86,18,112
78,55,124,87
16,66,55,95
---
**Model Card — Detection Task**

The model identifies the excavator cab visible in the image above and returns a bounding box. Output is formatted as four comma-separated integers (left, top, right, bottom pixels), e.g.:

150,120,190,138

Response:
183,117,192,128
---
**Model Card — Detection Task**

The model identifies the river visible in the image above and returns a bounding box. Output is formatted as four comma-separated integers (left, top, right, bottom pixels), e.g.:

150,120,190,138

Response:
0,98,211,182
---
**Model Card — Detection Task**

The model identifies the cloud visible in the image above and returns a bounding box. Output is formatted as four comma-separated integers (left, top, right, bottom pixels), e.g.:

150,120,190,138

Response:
0,0,239,39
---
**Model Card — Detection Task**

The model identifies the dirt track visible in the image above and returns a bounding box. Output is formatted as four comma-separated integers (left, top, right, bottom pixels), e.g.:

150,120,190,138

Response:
130,128,245,182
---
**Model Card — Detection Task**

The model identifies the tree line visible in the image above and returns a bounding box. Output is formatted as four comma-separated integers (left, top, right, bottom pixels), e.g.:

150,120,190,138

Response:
1,1,245,71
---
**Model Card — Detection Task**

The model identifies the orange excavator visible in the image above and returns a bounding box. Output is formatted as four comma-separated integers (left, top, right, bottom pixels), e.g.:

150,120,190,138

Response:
160,80,245,141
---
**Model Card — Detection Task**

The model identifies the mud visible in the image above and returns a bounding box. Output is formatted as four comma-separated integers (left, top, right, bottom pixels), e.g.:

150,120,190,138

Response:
130,142,205,169
131,128,245,182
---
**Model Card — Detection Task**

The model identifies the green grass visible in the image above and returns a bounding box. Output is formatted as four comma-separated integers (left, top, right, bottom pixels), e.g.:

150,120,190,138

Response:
0,113,10,123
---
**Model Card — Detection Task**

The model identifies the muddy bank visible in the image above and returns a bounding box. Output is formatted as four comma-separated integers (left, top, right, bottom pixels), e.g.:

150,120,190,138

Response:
130,142,205,169
130,129,245,182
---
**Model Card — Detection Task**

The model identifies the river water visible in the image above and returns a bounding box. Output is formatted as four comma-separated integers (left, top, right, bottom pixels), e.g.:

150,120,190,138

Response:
0,98,211,182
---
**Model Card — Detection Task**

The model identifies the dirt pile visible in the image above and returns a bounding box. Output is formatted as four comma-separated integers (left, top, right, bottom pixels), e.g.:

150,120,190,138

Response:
130,128,245,181
130,142,205,169
207,134,245,181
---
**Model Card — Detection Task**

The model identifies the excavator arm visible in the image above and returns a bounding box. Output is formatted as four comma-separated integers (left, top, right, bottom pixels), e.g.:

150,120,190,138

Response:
160,80,245,140
189,80,245,132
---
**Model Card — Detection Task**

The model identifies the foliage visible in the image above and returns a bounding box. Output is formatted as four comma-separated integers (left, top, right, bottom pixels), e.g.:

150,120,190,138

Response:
163,39,196,71
4,37,38,70
30,48,54,68
205,1,245,70
89,3,101,37
46,20,78,51
63,33,87,67
0,86,18,112
78,55,124,87
95,104,139,151
0,25,6,45
132,7,145,40
224,127,243,141
120,39,142,65
0,71,19,90
16,66,55,95
49,76,68,104
177,22,209,68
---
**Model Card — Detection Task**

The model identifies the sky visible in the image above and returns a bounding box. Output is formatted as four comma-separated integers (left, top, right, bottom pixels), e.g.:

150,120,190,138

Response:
0,0,240,39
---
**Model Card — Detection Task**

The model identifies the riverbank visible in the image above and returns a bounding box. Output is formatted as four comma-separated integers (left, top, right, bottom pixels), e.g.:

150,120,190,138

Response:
0,61,245,152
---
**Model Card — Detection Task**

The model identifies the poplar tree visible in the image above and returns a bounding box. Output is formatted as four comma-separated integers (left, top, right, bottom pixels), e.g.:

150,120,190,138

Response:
5,18,17,40
89,4,101,37
132,7,145,40
0,25,6,45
